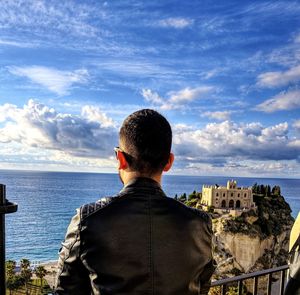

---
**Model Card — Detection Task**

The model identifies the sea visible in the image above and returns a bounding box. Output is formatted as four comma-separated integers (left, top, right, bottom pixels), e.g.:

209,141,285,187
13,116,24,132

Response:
1,170,299,263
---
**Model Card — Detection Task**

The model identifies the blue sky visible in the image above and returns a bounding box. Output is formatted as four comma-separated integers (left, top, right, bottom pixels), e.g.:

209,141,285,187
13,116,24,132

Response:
0,0,300,177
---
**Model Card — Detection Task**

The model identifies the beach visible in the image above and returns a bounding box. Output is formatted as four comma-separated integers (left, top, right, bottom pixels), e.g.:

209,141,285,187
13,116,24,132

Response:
35,261,58,289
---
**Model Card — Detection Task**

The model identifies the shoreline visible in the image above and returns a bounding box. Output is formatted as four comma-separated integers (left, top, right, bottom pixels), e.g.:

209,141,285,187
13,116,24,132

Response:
35,260,58,289
23,260,58,289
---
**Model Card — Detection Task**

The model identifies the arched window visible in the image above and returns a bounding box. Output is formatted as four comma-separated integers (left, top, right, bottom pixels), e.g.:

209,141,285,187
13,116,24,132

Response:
229,199,234,208
244,193,247,198
221,200,226,208
223,193,225,197
236,200,241,208
238,193,240,198
231,193,234,197
216,193,219,197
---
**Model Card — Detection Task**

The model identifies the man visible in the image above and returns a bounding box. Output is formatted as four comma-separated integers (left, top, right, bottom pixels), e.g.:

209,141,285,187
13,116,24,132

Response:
55,109,215,294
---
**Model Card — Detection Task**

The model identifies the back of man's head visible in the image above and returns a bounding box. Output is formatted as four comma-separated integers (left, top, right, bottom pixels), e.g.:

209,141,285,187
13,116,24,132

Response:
120,109,172,175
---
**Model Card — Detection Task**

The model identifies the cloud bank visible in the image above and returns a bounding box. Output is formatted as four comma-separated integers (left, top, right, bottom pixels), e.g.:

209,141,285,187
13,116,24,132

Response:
0,100,117,158
255,89,300,112
173,120,299,163
0,100,300,176
257,65,300,88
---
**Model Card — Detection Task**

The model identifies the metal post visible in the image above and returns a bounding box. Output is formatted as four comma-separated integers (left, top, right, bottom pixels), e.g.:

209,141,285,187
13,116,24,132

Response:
0,185,5,295
267,273,272,295
253,276,258,295
279,269,285,295
0,184,18,295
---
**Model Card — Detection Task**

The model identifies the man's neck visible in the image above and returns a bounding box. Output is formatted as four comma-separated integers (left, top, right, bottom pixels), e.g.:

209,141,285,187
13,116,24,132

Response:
121,171,162,186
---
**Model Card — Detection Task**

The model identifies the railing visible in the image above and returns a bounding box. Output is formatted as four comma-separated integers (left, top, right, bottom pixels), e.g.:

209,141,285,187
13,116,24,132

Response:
211,264,289,295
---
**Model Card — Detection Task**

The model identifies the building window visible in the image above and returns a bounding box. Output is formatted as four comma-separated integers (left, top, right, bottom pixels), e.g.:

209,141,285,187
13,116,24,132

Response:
238,193,240,198
223,193,225,197
244,193,247,198
216,193,219,197
231,193,233,197
221,200,226,208
236,200,241,208
229,199,234,208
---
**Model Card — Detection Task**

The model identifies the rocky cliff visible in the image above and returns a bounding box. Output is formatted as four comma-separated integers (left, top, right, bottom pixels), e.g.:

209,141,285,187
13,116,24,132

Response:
181,186,294,279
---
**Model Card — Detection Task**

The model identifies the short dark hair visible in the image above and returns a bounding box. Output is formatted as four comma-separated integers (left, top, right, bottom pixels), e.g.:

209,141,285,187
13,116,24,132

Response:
120,109,172,174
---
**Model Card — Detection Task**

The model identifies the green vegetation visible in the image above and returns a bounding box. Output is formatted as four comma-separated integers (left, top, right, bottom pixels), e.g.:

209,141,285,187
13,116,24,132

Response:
223,184,293,238
5,259,52,295
20,258,32,294
35,265,48,292
175,190,202,208
252,183,281,197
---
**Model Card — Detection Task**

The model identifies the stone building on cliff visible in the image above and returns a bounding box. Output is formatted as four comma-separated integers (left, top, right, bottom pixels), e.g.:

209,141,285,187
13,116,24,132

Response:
201,180,256,216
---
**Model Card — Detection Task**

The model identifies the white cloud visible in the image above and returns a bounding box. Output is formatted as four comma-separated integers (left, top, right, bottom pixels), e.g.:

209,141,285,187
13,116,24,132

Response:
0,39,37,48
168,87,213,104
141,86,214,110
81,105,115,128
141,89,164,105
257,65,300,88
261,122,288,138
173,121,297,162
294,33,300,43
173,123,194,132
0,103,19,122
202,68,221,80
293,120,300,130
255,89,300,112
201,111,232,121
0,143,117,172
1,100,300,176
0,1,99,38
8,66,89,95
158,17,193,28
94,59,170,77
179,160,297,177
288,139,300,148
0,99,117,158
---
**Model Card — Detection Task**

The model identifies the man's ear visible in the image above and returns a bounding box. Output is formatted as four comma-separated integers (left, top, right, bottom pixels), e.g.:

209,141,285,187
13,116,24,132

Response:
163,153,174,172
118,151,129,170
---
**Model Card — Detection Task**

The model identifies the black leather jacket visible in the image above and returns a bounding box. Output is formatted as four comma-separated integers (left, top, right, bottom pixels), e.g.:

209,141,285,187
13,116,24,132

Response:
55,177,215,295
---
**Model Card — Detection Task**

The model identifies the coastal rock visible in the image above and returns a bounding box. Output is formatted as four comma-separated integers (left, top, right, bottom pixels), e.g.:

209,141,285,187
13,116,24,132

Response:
182,186,294,279
210,192,293,278
213,223,290,273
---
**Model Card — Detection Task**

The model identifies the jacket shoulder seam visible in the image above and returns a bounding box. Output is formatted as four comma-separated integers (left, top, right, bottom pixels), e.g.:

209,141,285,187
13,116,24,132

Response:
80,197,114,220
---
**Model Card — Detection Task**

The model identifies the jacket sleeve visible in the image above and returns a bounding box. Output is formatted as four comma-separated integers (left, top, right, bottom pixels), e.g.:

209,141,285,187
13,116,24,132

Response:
199,216,216,295
55,209,91,294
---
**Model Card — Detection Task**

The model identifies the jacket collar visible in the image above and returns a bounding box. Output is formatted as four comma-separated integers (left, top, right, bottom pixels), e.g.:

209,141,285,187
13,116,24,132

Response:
118,177,166,197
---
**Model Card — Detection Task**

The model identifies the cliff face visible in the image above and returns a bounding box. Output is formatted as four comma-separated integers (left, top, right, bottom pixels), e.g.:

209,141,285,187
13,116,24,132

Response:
210,192,294,278
181,187,294,278
213,219,290,275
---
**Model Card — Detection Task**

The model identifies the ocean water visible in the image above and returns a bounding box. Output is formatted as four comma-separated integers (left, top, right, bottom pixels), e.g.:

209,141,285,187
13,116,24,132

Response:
1,170,299,262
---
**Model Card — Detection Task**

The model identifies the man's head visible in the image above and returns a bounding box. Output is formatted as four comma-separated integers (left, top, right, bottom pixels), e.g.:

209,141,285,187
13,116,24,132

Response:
117,109,174,182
